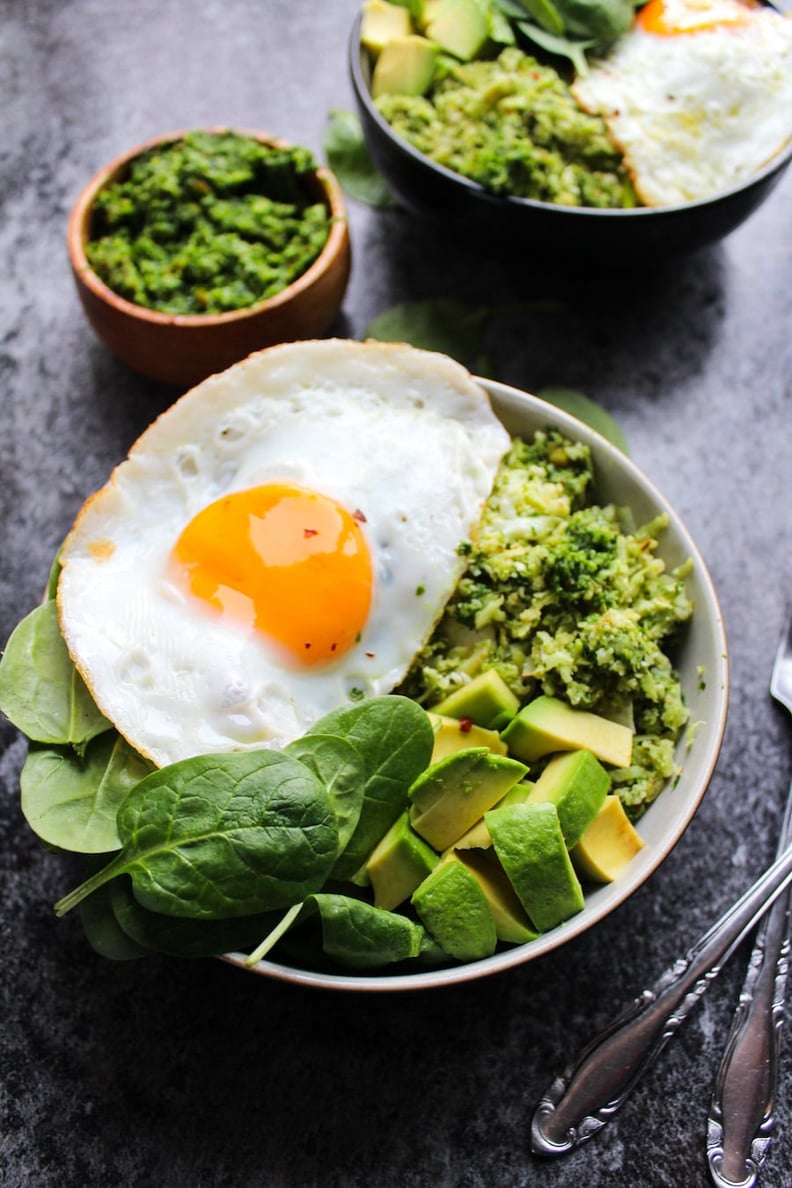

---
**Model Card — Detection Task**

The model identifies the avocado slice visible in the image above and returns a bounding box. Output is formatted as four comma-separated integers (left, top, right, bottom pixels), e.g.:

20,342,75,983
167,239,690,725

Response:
409,746,528,851
500,695,633,768
571,795,646,883
445,781,532,854
486,801,585,932
411,853,498,961
524,749,610,849
424,0,490,61
371,34,438,98
365,811,439,910
431,669,520,730
458,849,539,944
428,711,508,763
361,0,413,54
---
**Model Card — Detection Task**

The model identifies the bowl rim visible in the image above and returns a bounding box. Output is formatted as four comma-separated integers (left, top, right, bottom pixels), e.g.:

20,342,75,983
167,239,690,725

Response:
66,126,349,327
224,377,730,993
348,6,792,220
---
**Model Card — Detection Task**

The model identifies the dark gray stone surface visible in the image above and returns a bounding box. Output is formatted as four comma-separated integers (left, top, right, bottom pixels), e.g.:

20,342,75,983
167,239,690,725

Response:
2,2,791,1185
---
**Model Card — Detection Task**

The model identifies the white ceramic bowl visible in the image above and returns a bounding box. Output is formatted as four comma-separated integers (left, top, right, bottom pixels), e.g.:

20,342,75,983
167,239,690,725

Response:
226,378,729,990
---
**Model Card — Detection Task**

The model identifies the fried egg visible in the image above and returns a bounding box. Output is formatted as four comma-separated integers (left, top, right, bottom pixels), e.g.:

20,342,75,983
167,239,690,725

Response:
572,0,792,206
57,340,510,768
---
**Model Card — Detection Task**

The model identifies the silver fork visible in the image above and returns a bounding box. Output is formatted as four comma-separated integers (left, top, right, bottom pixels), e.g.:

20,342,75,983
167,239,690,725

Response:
706,615,792,1187
531,614,792,1161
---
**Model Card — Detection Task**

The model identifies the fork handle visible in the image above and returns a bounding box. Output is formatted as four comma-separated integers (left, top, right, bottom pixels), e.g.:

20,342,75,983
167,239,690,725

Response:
531,843,792,1156
705,781,792,1188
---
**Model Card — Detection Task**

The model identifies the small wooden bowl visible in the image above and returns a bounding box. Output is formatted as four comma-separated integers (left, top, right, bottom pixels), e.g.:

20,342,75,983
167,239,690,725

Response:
67,129,352,388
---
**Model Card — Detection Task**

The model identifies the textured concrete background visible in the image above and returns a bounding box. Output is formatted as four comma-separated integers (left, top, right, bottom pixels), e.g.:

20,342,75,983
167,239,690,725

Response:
2,1,792,1185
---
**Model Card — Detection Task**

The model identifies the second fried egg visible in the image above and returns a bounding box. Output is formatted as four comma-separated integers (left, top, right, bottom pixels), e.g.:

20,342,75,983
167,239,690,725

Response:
572,0,792,206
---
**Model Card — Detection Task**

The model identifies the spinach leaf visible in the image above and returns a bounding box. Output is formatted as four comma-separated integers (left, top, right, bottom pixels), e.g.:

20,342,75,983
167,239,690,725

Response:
0,601,111,750
300,893,426,969
363,298,562,377
538,386,630,455
365,299,494,374
323,110,396,209
307,695,434,880
553,0,633,41
20,732,154,853
516,0,565,35
362,300,628,453
45,549,63,601
79,883,151,961
284,732,365,854
516,20,595,75
109,877,282,959
55,749,339,920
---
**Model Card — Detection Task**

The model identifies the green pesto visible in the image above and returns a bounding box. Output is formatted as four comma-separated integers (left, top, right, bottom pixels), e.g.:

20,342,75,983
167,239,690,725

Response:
86,131,331,315
376,47,639,209
398,429,692,818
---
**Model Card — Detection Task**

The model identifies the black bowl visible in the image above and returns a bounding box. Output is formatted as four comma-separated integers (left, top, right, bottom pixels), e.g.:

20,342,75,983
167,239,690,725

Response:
349,11,792,264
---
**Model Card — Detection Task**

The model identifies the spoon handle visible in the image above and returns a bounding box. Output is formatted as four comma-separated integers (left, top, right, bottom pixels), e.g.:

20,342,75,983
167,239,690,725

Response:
705,779,792,1188
530,843,792,1156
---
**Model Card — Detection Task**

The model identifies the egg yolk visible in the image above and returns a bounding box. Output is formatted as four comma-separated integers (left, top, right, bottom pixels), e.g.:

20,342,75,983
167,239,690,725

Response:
638,0,752,34
169,483,373,667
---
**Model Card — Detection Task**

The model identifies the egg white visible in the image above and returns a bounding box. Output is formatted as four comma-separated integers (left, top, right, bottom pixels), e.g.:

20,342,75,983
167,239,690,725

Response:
57,340,510,767
572,4,792,206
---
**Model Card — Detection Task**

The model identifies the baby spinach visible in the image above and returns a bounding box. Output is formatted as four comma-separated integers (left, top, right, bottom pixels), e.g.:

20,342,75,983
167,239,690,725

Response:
297,893,426,970
54,749,339,920
365,299,495,374
45,549,63,601
307,695,434,880
20,732,154,853
515,19,594,75
538,386,630,455
109,878,281,959
0,601,110,751
363,297,561,377
323,110,396,209
284,732,365,854
494,0,634,69
79,884,151,961
362,300,629,452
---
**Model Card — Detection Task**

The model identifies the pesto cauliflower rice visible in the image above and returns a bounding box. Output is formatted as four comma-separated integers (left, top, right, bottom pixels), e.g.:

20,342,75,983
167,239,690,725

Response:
399,428,693,818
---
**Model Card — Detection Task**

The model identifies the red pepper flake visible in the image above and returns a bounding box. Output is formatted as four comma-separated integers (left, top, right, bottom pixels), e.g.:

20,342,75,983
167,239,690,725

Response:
365,651,375,658
353,509,367,523
304,642,311,650
459,717,473,733
331,642,337,652
304,528,318,538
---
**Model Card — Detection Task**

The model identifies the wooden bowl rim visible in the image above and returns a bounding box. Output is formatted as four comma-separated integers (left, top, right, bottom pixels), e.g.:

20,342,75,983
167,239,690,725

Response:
66,126,349,328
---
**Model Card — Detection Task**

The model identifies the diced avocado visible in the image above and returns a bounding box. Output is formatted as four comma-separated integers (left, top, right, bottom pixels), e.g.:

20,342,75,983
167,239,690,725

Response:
370,34,438,98
571,795,646,883
458,849,539,945
486,802,585,932
501,695,633,768
411,853,497,961
432,669,520,730
524,749,610,849
409,746,528,851
365,811,439,910
424,0,490,61
428,711,508,763
415,0,447,29
444,781,533,854
361,0,413,55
